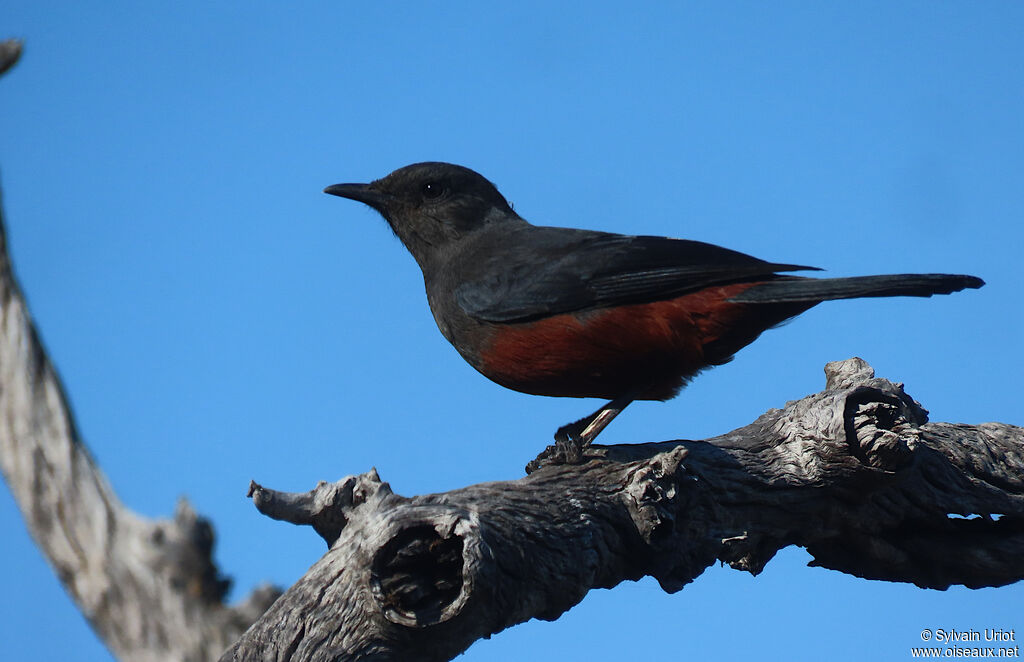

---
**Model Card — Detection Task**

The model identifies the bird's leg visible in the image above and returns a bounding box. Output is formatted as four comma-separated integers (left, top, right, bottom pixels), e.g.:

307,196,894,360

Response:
556,395,634,447
545,394,633,461
526,392,642,473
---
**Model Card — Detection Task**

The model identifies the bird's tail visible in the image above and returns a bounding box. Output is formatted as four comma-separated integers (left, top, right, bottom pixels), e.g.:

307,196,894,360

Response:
728,274,984,304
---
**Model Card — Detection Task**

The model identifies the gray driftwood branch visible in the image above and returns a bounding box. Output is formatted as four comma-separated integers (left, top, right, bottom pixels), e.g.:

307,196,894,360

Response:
223,358,1024,662
0,45,280,660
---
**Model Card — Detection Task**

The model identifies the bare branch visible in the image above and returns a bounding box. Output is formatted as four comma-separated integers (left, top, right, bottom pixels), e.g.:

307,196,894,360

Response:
0,38,22,76
223,358,1024,662
0,173,279,661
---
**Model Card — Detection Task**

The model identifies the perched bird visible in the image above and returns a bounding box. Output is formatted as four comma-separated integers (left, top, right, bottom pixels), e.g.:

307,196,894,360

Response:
325,162,982,456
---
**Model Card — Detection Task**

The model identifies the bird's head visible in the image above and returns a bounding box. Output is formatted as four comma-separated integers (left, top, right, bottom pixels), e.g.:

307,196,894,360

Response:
325,162,519,268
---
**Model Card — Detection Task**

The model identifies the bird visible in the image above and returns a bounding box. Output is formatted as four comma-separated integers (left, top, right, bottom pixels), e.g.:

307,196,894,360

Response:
324,162,983,460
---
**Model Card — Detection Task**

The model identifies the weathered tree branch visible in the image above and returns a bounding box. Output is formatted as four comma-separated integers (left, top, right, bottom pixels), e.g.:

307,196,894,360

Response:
0,38,22,76
0,48,280,659
223,358,1024,662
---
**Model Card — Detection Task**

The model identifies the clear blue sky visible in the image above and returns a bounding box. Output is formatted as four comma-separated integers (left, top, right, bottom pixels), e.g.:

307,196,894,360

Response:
2,3,1021,660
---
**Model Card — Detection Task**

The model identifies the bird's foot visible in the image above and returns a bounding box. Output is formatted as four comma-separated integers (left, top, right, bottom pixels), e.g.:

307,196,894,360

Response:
525,424,588,474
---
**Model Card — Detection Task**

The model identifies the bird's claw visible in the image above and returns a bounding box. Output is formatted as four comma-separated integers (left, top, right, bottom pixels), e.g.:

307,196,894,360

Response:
525,425,587,474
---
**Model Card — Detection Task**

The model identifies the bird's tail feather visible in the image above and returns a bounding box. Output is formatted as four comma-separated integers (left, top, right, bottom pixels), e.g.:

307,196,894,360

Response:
729,274,984,304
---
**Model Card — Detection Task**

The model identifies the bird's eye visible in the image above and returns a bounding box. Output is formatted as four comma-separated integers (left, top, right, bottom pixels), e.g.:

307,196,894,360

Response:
421,181,446,200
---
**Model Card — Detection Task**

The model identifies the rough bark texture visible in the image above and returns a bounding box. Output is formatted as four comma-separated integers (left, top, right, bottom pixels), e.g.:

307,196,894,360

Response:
223,357,1024,662
0,44,280,660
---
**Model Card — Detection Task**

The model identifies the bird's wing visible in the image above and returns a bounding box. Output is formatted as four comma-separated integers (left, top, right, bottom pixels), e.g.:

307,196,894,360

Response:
454,226,819,322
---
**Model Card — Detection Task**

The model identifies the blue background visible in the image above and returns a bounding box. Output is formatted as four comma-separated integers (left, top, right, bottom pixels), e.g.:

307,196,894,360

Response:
1,3,1021,660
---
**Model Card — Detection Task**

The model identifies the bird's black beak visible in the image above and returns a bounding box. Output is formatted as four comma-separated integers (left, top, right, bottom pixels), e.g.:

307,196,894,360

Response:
323,183,391,210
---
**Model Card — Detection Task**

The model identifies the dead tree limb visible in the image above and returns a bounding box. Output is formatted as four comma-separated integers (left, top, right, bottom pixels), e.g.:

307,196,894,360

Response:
0,38,22,76
223,357,1024,662
0,45,280,660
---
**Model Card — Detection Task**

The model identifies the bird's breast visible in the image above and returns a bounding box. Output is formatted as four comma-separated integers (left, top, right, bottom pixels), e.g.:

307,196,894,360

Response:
468,282,780,400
